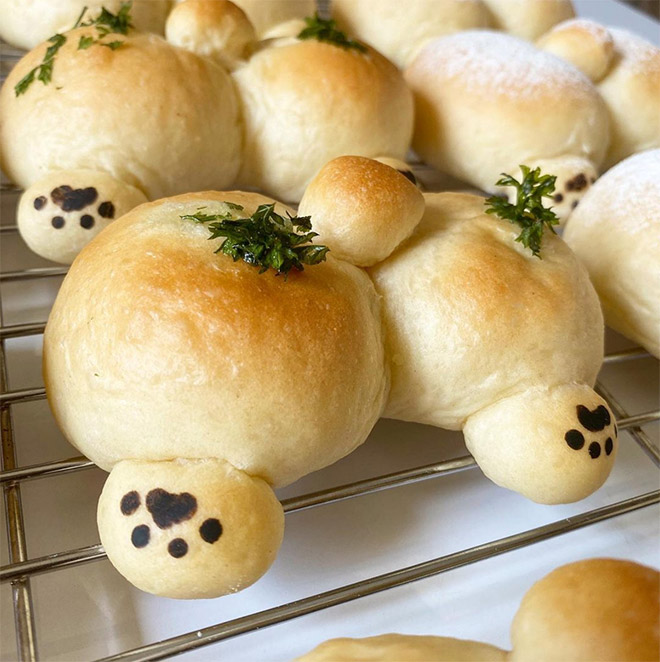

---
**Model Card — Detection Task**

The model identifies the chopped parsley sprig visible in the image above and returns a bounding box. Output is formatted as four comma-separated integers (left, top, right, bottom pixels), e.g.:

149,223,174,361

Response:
14,1,133,96
484,165,560,258
181,203,329,278
297,13,367,52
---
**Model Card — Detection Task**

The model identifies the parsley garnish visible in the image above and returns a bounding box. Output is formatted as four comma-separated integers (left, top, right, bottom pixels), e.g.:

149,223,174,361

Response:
298,13,367,52
484,165,560,258
14,2,133,96
181,203,330,278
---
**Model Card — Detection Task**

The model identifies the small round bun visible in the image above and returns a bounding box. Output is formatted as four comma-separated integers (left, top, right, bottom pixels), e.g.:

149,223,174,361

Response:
297,635,507,662
0,30,241,199
537,18,614,82
44,191,388,487
331,0,490,68
298,156,425,267
0,0,170,51
234,39,413,202
18,170,147,264
480,0,575,40
229,0,314,37
563,150,660,358
598,29,660,169
166,0,256,70
405,31,609,215
98,458,284,599
510,559,660,661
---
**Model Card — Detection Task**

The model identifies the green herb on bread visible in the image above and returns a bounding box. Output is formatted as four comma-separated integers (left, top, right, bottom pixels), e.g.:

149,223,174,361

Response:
298,13,367,53
485,165,560,258
181,203,329,277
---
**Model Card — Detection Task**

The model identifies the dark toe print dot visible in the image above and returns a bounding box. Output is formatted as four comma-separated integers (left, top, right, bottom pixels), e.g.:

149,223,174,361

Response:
605,437,613,456
588,442,601,459
566,173,588,192
565,429,585,450
571,200,579,209
146,489,197,529
553,193,564,203
51,216,65,229
98,201,115,219
131,524,150,548
168,538,188,558
577,404,611,432
120,491,140,515
199,518,222,544
33,196,47,210
80,214,95,229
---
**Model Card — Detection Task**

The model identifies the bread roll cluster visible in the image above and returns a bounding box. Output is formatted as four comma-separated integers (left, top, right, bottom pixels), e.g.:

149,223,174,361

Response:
44,157,617,597
298,558,660,661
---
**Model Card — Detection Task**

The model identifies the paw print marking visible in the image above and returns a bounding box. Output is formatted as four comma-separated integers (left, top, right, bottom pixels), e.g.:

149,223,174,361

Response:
577,404,610,431
565,404,616,459
51,185,98,212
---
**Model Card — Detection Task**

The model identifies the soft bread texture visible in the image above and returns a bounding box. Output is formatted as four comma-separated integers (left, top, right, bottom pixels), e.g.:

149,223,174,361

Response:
43,191,388,487
296,635,507,662
98,458,284,599
0,0,170,50
228,0,314,37
510,559,660,662
405,31,609,221
0,30,242,199
298,156,425,267
563,150,660,358
17,170,148,265
298,559,659,662
166,0,257,70
480,0,575,40
233,39,414,202
331,0,491,68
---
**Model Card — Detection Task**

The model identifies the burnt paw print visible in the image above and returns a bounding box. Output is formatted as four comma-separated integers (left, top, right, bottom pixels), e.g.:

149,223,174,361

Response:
565,404,616,459
120,489,222,558
31,185,115,231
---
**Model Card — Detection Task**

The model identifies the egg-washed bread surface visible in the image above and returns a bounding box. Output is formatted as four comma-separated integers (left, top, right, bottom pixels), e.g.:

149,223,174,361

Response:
563,149,660,358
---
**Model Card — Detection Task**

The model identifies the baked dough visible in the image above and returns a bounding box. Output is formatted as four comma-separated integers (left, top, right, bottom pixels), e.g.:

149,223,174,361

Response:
480,0,575,40
405,31,609,223
563,149,660,358
298,559,659,661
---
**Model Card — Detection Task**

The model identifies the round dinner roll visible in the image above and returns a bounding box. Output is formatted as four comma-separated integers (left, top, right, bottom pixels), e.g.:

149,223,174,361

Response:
510,559,660,661
563,150,660,358
17,170,147,265
234,39,413,203
0,29,242,200
405,31,609,222
331,0,491,69
480,0,575,40
0,0,170,51
370,192,615,503
165,0,257,70
536,18,614,82
43,191,388,487
298,156,425,267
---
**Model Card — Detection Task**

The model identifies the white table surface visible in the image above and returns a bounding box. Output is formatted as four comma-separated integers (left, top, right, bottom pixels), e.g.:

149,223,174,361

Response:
1,2,659,661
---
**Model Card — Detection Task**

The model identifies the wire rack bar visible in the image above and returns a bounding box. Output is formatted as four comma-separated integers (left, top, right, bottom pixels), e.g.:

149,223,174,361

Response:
0,267,67,283
0,388,46,406
0,322,45,340
0,225,18,234
96,490,660,662
602,347,651,364
0,456,93,484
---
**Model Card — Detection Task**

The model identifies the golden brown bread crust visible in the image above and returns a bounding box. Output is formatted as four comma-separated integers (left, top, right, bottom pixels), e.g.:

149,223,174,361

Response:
44,191,388,486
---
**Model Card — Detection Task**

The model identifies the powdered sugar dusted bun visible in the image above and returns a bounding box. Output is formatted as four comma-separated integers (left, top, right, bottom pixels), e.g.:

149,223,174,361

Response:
0,0,170,51
331,0,490,68
165,0,257,70
480,0,575,40
563,150,660,358
234,39,413,202
0,30,242,199
44,191,388,486
405,31,609,221
537,18,614,82
599,29,660,169
298,156,425,267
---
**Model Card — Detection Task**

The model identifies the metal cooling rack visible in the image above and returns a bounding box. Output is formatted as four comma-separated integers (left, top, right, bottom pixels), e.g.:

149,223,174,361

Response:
1,36,659,662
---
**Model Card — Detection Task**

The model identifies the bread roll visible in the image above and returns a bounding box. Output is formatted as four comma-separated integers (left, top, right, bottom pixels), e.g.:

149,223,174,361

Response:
370,192,615,503
0,29,242,200
166,0,257,70
405,31,609,222
480,0,575,40
233,39,414,202
0,0,170,51
298,559,659,661
298,156,425,267
331,0,491,68
229,0,314,37
563,150,660,358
